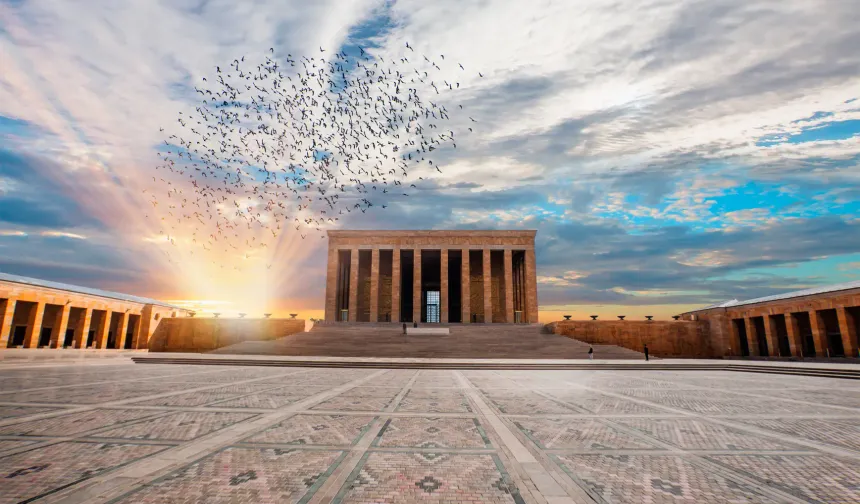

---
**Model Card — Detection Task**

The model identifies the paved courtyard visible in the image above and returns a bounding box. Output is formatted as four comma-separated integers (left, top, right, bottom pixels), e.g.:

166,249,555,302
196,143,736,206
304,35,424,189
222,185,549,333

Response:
0,359,858,503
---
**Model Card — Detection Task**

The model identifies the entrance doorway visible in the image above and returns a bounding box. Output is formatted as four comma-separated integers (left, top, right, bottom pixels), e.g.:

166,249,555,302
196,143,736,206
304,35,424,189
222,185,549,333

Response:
11,326,26,346
425,291,440,323
38,327,52,347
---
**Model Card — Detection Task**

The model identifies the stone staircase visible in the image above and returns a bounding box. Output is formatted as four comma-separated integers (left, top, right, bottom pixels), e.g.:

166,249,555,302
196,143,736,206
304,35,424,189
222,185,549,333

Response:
208,322,647,359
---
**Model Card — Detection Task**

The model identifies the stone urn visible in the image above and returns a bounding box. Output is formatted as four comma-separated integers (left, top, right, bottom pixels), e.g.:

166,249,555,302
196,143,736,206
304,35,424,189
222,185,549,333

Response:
563,315,572,321
213,313,221,318
645,315,654,321
590,315,598,320
238,313,247,318
290,313,298,319
188,311,196,318
617,315,625,321
672,315,681,321
263,313,272,319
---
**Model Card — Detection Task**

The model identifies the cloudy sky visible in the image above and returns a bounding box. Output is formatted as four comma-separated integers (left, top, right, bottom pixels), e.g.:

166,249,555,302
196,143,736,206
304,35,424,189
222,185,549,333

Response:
1,0,858,320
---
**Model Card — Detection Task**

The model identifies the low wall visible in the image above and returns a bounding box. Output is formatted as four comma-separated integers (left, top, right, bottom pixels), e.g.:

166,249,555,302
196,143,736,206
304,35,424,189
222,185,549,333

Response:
148,318,306,352
549,320,713,358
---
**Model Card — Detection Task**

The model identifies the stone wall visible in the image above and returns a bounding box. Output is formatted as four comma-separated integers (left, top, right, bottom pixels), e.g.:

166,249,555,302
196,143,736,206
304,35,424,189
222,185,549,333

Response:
550,320,712,358
148,318,306,352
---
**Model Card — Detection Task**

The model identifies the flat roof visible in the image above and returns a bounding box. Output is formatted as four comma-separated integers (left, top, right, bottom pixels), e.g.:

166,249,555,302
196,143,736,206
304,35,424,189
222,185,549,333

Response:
327,229,537,237
685,280,860,313
0,272,186,310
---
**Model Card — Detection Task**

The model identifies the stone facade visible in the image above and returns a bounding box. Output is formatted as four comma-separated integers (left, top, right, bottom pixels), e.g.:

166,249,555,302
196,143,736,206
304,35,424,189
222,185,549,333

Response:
683,285,860,359
324,230,539,324
550,320,711,358
148,317,306,352
1,274,189,350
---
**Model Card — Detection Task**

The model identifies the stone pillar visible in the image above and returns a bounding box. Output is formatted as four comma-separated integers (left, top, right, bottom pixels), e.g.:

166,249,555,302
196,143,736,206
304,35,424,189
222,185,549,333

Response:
809,310,828,357
49,304,71,349
836,307,858,358
525,248,539,323
461,249,471,323
136,305,155,349
483,248,492,323
763,314,780,357
130,315,142,350
370,248,380,322
348,249,359,322
413,248,422,323
785,313,802,357
0,298,16,347
391,248,401,323
94,310,112,349
440,249,449,323
324,246,338,322
74,308,92,349
116,312,130,350
744,317,759,356
23,301,46,348
503,249,514,323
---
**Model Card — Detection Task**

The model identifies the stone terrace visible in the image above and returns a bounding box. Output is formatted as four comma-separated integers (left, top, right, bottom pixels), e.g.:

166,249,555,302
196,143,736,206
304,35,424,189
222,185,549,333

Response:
0,356,858,503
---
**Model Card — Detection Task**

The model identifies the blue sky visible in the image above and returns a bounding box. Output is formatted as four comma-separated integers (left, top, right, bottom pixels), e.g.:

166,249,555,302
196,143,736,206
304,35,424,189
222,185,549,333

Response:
0,0,858,318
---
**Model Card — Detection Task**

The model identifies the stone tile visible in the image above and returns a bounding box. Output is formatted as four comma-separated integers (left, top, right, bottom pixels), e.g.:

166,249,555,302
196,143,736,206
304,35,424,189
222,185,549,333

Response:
113,447,345,504
311,396,394,412
205,392,302,409
334,452,520,503
614,418,809,451
130,390,244,407
396,396,474,413
514,418,657,450
484,393,577,415
0,441,168,504
0,439,38,451
245,414,376,446
553,454,781,503
346,387,402,398
375,417,490,448
0,405,62,420
0,409,162,437
567,396,666,415
707,454,860,504
731,417,860,452
91,411,257,441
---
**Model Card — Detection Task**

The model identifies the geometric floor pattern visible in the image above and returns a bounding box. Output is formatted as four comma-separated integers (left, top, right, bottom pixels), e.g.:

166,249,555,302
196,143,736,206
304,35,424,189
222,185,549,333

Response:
0,359,858,503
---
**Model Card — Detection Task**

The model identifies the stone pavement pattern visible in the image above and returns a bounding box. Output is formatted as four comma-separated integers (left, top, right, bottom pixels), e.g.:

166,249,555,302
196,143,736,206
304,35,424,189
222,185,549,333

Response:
0,358,858,503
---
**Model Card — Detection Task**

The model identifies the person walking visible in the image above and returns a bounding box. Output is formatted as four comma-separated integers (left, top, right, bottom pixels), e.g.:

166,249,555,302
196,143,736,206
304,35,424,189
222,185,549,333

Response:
644,344,649,361
588,346,594,361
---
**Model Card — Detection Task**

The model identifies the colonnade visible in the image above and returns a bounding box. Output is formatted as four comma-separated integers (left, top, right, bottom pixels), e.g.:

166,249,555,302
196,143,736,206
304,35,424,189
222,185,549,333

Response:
729,306,859,358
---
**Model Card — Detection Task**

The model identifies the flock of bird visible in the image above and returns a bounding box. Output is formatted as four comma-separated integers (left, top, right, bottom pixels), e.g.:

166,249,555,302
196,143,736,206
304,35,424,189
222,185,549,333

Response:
148,43,481,268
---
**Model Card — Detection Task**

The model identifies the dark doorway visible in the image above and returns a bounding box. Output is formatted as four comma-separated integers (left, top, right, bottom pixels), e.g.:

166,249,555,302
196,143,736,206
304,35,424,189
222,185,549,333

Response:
86,330,95,348
378,250,393,322
490,250,505,323
848,307,860,358
400,250,414,322
357,250,372,322
420,250,441,323
335,250,351,321
793,312,815,357
11,326,27,347
819,309,845,357
733,319,750,356
469,250,484,323
512,251,526,322
39,327,52,347
448,250,462,323
751,316,768,356
64,329,75,348
771,315,791,357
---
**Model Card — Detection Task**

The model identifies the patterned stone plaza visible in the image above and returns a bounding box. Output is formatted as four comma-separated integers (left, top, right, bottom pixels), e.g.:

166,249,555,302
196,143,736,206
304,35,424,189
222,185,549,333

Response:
0,358,858,503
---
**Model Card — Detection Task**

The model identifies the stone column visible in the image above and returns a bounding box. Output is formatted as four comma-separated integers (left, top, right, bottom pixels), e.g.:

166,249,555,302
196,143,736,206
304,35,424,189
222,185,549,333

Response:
324,246,338,322
49,304,71,349
440,249,449,323
116,312,130,349
391,248,401,323
0,298,16,347
23,301,46,348
136,305,155,349
348,249,359,322
483,248,492,323
413,248,422,323
809,310,828,357
744,317,759,356
370,248,379,322
785,313,803,357
503,249,514,323
95,310,112,349
836,307,858,358
525,248,539,323
461,249,471,323
763,314,780,357
74,308,92,349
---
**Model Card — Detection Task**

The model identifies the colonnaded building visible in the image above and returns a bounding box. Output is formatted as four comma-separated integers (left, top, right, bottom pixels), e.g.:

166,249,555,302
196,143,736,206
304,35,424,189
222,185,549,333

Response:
323,230,539,324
